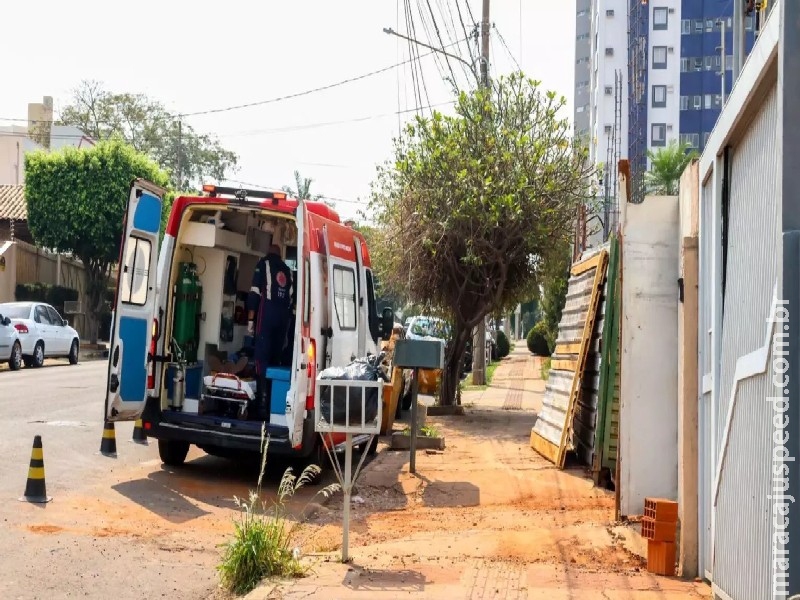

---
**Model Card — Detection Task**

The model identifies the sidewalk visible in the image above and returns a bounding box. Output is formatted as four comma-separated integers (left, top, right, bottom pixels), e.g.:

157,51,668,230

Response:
252,347,708,599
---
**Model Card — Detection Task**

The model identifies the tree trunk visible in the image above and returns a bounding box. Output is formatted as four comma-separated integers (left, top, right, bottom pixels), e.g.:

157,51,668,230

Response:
472,321,487,385
83,260,109,345
440,327,470,407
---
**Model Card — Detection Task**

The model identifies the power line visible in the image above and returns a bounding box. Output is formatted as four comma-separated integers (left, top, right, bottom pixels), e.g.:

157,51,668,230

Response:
494,25,521,71
216,100,454,138
178,38,464,119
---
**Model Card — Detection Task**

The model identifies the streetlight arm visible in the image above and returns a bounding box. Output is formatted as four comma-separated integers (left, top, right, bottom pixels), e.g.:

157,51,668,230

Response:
383,27,479,82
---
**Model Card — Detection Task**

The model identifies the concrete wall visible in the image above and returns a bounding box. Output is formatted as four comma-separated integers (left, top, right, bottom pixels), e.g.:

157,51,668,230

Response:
677,160,699,578
619,194,680,516
0,241,16,303
0,133,40,186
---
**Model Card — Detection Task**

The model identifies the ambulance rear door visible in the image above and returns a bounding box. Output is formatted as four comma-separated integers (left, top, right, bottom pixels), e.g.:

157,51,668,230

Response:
105,179,166,422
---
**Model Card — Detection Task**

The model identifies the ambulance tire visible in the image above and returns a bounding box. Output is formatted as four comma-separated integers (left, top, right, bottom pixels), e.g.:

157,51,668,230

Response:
158,439,190,466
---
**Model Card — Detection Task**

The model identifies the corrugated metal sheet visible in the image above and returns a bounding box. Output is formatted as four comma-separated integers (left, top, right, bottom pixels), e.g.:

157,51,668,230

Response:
531,248,608,466
712,82,780,600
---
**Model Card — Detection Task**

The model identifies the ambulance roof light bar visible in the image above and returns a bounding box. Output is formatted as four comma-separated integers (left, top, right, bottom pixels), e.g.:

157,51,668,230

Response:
201,184,288,204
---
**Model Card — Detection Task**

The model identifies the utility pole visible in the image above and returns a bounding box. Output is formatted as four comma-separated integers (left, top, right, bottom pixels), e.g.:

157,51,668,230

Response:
472,0,491,386
177,119,183,189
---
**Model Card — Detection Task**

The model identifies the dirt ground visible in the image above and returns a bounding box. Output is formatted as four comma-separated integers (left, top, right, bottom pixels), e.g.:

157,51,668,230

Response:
252,348,709,599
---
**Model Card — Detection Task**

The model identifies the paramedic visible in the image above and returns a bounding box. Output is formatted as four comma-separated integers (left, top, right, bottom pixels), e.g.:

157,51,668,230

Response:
247,245,293,420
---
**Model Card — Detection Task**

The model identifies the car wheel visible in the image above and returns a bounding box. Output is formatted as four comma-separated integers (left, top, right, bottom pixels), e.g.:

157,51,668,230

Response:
158,439,190,466
32,342,44,368
68,339,79,365
9,342,22,371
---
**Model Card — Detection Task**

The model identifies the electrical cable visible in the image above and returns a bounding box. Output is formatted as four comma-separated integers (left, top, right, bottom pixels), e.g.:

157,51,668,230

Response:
494,25,522,72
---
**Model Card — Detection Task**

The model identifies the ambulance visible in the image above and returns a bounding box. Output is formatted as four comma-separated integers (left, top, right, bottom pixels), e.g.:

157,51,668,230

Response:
104,179,393,467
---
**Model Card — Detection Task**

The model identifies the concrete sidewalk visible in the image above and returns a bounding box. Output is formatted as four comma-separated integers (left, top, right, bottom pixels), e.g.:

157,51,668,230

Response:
251,347,708,600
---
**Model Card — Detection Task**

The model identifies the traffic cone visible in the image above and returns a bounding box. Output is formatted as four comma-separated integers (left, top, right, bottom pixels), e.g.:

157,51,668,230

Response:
20,435,51,503
131,419,148,445
99,421,117,457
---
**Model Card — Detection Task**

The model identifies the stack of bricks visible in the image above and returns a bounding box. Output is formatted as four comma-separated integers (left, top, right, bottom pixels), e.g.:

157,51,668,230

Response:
642,498,678,576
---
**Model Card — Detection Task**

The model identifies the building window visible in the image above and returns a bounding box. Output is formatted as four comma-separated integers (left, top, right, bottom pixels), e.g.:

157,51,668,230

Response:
652,85,667,108
606,9,614,17
679,133,699,149
680,58,690,72
653,46,668,69
703,132,711,148
604,85,613,95
653,7,669,30
605,47,614,56
706,19,714,32
693,57,703,72
680,96,689,111
604,125,613,134
652,123,667,147
694,19,704,33
704,56,714,71
681,19,691,35
704,94,712,109
725,55,734,70
693,95,702,109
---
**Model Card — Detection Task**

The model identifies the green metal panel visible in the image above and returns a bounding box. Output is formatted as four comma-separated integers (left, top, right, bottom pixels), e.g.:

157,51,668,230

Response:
593,236,620,478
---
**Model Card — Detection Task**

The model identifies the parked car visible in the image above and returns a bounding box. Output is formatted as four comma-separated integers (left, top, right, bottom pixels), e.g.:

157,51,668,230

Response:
0,311,22,370
0,302,80,367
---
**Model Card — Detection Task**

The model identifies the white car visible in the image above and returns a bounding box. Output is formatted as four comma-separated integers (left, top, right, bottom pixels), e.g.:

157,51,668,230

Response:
0,302,80,367
0,311,22,370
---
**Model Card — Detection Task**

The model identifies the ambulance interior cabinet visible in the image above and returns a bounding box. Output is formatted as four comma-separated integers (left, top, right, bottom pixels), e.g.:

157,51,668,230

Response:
193,247,241,358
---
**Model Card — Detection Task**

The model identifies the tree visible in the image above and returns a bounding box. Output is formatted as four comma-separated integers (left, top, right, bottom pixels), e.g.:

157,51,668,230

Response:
371,73,592,406
645,140,698,196
282,170,318,200
537,240,572,351
25,140,169,343
58,80,238,189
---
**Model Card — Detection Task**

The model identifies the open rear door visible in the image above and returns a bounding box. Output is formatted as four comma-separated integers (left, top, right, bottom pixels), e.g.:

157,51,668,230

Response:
286,200,308,447
105,179,166,422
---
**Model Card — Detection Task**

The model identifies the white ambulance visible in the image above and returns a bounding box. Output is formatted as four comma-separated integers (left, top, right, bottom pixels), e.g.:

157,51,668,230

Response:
104,180,393,466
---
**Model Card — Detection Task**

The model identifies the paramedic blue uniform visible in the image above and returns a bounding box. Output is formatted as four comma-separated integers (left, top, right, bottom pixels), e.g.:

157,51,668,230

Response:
247,252,293,419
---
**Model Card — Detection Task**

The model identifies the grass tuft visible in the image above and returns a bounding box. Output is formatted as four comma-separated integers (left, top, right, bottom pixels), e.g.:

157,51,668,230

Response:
218,427,340,595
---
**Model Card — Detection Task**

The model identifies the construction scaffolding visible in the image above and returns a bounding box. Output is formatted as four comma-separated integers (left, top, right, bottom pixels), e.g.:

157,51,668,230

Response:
627,0,649,205
603,69,624,239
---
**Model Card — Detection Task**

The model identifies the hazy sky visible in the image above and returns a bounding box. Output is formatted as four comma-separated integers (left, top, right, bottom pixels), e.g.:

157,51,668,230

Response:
1,1,576,220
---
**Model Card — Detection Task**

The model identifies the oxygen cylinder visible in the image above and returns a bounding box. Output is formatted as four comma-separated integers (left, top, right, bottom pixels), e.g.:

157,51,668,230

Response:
173,263,201,363
173,363,186,410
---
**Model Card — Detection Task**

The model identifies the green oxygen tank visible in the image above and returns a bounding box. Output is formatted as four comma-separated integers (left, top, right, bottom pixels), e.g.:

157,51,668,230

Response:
173,262,201,363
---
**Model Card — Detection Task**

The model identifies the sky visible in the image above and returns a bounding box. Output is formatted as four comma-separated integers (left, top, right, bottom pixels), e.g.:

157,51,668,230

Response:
0,0,576,221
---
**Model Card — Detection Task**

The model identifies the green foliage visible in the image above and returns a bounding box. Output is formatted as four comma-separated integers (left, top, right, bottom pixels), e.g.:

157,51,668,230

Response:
496,330,510,358
645,141,698,196
372,72,592,406
282,170,321,201
25,139,169,342
402,424,440,438
218,435,339,595
540,357,552,381
59,81,238,189
15,283,78,315
538,242,571,351
527,324,551,356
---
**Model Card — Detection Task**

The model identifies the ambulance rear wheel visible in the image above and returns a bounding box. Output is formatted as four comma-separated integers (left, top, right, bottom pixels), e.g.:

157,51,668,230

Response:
158,439,190,466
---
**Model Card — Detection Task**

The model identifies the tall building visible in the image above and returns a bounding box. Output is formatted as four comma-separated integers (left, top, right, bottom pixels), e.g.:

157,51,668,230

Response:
574,0,592,142
627,1,756,202
679,1,756,152
574,0,628,241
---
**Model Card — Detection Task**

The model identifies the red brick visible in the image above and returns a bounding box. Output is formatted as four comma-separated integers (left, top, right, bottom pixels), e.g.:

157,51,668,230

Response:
641,517,677,542
644,497,678,522
647,540,676,576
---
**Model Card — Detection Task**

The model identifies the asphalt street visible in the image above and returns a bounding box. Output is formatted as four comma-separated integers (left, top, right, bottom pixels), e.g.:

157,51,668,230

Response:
0,359,324,599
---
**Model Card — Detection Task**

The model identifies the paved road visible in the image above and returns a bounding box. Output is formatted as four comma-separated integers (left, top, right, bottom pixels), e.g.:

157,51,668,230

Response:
0,360,326,600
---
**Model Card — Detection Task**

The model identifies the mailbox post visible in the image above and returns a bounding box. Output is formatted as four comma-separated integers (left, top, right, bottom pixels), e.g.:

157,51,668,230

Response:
392,339,444,474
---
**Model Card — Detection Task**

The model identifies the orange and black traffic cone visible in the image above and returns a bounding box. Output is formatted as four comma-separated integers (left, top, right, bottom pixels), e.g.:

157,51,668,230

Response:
20,435,51,503
131,419,148,445
99,421,117,457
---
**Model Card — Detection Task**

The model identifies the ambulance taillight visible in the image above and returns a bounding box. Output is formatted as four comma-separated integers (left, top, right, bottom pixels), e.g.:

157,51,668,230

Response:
305,339,316,410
